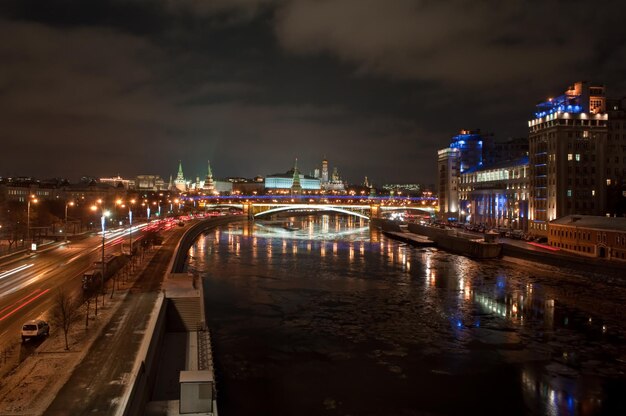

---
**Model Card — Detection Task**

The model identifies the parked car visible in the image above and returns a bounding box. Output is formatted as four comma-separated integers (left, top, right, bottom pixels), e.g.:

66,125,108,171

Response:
22,320,49,342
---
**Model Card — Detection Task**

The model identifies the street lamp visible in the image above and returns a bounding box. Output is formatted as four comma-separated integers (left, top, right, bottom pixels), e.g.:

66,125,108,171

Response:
27,196,38,245
128,199,135,266
115,198,123,222
65,201,75,243
91,203,110,304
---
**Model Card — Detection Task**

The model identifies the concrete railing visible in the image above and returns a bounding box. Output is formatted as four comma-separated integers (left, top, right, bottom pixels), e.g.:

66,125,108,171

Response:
116,293,167,416
120,215,249,416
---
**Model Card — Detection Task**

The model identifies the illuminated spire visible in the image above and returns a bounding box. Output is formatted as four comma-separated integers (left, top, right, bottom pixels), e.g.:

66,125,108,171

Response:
176,160,184,180
291,158,302,194
174,160,186,192
204,160,216,194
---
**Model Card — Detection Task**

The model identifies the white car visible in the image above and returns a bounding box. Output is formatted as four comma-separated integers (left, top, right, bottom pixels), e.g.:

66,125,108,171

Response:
22,320,50,342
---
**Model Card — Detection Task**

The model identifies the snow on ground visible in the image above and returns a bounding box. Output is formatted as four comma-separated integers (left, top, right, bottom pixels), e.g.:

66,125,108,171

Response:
0,250,159,415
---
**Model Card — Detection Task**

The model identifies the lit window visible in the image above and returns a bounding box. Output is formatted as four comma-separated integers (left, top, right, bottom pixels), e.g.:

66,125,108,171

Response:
568,154,573,161
607,179,612,186
567,189,572,197
575,154,581,162
592,190,595,196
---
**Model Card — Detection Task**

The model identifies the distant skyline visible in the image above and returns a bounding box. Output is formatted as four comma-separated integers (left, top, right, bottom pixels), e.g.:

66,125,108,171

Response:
1,1,625,184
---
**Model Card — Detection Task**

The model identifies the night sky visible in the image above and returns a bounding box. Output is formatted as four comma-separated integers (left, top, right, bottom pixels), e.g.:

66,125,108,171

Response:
1,0,625,185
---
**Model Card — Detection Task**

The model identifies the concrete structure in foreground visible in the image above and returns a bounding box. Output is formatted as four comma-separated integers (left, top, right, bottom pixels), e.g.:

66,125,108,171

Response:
141,273,216,415
122,215,247,416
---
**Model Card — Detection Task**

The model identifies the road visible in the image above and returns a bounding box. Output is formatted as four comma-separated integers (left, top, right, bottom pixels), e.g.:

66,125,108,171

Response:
0,225,148,358
44,224,188,415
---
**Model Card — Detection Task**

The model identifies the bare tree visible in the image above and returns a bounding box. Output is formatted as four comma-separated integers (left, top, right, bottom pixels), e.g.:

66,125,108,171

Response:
52,288,81,350
82,288,97,329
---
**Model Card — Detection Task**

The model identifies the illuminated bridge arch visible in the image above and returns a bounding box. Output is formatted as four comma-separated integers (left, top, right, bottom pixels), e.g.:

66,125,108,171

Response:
381,206,436,215
254,204,370,220
204,203,244,210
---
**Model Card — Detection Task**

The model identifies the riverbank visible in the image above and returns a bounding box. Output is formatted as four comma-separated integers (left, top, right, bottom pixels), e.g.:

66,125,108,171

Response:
375,218,626,279
373,218,501,259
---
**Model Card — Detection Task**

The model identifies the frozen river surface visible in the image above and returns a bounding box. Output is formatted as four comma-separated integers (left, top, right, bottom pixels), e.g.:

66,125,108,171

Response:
188,216,626,416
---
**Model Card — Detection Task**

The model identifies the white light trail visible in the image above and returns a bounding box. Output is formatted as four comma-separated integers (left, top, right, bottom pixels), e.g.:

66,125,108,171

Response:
0,264,35,280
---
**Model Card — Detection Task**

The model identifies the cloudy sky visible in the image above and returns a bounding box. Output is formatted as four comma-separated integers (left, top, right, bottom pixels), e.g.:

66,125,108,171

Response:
1,0,625,186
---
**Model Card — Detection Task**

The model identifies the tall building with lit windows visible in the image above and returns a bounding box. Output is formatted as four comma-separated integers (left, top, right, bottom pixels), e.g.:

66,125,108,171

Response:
450,129,491,174
437,129,492,220
528,81,608,236
605,97,626,216
437,147,460,219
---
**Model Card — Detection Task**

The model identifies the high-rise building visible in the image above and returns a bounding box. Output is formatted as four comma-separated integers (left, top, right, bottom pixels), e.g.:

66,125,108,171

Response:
437,129,491,219
484,137,528,166
437,147,460,218
528,81,608,236
450,129,491,173
606,97,626,216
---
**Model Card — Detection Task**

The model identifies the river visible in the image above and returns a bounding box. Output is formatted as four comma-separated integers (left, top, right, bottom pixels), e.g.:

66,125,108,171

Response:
188,215,626,416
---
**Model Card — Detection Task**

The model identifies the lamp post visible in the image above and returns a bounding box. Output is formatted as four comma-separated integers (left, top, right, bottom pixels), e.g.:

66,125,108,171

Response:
64,201,75,243
128,199,135,267
91,203,110,305
27,196,38,246
114,198,122,223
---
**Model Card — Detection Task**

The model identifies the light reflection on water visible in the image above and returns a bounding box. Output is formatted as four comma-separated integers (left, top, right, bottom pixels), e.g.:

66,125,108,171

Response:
190,215,626,416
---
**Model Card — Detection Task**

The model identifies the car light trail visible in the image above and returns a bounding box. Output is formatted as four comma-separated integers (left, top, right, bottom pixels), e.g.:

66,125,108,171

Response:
0,264,35,280
0,288,50,321
528,242,560,252
0,289,43,316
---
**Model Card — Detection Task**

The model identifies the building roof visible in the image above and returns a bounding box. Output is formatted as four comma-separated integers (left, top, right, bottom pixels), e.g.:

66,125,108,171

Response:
463,156,529,174
266,169,318,180
551,215,626,232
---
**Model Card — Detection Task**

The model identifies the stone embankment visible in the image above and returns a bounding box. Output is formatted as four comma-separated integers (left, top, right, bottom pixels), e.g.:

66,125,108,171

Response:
372,218,501,259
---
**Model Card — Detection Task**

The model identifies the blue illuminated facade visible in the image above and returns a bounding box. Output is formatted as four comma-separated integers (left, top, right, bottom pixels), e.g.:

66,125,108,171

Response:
449,129,488,173
534,96,583,119
458,156,529,230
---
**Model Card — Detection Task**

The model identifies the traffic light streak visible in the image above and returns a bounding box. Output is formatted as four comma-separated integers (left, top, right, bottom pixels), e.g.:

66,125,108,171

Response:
0,288,50,321
0,263,34,280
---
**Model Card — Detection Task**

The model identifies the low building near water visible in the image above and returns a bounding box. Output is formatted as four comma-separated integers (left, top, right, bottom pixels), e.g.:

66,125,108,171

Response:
548,215,626,260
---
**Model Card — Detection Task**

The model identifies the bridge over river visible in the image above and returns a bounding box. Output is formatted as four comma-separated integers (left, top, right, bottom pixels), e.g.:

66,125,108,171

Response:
181,195,437,220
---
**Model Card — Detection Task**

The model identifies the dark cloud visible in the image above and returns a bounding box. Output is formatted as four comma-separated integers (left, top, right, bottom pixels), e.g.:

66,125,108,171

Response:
1,0,625,186
274,0,625,87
